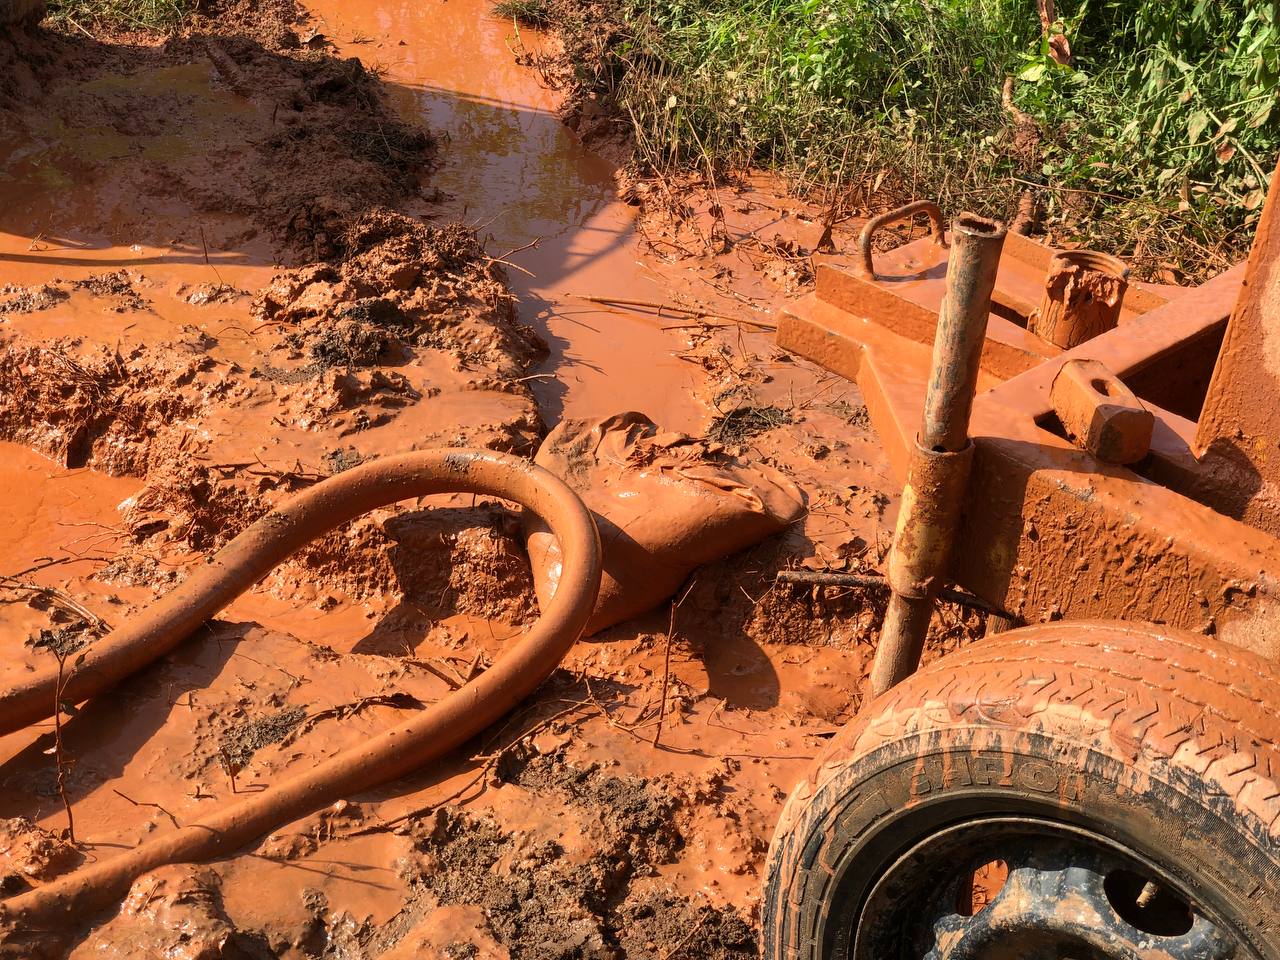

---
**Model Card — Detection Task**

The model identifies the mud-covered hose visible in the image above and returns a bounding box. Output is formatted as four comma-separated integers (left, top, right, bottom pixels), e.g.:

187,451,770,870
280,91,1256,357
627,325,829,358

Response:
0,449,601,930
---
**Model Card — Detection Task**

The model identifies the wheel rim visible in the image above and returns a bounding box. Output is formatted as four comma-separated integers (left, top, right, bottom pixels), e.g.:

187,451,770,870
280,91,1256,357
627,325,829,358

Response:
853,818,1247,960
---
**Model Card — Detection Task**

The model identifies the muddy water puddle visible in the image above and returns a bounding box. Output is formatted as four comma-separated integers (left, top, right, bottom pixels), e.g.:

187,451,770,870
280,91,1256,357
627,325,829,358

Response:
307,0,710,428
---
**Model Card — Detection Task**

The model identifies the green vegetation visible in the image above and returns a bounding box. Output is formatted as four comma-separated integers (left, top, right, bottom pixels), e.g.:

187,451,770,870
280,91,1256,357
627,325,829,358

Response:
516,0,1280,280
494,0,553,27
45,0,195,32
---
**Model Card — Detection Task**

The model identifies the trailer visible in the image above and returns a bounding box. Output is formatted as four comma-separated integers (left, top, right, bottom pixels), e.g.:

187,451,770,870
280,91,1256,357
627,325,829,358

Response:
759,172,1280,958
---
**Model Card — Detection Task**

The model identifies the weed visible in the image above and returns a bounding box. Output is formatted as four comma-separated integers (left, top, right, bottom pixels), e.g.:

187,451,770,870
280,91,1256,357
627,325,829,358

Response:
533,0,1280,280
46,0,195,31
494,0,551,27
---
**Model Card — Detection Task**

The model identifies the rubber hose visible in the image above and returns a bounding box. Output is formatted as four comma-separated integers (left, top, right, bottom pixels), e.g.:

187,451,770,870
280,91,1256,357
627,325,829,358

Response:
0,449,601,931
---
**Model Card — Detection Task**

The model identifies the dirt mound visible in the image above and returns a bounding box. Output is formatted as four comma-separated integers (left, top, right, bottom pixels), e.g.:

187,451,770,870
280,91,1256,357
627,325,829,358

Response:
256,211,545,376
118,461,269,553
68,865,244,960
0,21,65,104
0,337,231,475
196,0,308,50
244,55,436,259
0,819,82,894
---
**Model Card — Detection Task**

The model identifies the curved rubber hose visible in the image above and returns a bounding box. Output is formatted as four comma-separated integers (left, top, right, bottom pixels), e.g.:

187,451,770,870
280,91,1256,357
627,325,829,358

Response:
0,449,601,929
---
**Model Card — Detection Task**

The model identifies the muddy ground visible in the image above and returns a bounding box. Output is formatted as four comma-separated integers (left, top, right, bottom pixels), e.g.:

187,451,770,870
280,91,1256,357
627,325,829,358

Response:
0,1,984,956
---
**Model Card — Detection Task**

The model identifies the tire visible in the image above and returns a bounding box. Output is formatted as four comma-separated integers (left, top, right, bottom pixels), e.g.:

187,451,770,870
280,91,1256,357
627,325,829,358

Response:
762,621,1280,959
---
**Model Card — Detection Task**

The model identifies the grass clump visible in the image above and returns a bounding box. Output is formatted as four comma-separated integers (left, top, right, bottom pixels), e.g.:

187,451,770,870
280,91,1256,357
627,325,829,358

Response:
45,0,196,32
494,0,552,27
520,0,1280,281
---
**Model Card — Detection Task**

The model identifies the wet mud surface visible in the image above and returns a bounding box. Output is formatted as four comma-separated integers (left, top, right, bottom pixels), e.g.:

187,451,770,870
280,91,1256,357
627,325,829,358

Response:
0,1,984,956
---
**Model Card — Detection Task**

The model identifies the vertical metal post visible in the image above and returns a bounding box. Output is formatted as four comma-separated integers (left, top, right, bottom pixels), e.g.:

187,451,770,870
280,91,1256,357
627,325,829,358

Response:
869,213,1007,697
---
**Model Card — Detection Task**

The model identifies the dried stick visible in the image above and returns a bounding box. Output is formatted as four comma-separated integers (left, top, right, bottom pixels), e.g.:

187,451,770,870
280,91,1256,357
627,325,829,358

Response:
774,569,1010,617
0,576,111,632
53,653,76,844
653,580,697,746
112,789,180,830
570,294,776,331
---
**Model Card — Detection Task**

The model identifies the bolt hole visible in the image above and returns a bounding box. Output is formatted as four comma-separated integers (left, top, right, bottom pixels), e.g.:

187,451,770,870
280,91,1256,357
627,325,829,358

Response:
955,859,1008,917
1103,868,1194,937
1090,377,1113,397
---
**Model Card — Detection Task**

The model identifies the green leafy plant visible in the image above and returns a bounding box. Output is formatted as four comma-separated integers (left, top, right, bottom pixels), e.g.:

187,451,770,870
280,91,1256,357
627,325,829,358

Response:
536,0,1280,280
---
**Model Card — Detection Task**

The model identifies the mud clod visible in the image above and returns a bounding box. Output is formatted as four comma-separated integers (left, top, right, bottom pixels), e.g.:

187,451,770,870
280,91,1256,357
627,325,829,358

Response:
0,818,83,891
257,211,545,377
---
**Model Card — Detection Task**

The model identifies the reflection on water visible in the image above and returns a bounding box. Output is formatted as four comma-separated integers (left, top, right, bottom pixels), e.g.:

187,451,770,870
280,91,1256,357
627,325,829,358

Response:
0,0,707,430
311,0,707,429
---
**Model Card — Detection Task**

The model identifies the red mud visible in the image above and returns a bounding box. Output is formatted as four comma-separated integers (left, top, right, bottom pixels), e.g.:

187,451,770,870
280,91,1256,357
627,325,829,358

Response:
0,1,984,956
526,411,805,635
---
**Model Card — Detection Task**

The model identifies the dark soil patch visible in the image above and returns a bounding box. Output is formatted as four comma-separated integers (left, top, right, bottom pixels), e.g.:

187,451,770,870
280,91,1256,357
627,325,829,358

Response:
707,404,791,444
404,749,756,960
218,705,307,769
0,283,69,314
70,271,150,312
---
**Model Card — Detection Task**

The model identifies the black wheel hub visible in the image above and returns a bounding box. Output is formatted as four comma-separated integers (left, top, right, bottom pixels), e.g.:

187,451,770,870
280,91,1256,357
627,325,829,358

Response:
854,818,1245,960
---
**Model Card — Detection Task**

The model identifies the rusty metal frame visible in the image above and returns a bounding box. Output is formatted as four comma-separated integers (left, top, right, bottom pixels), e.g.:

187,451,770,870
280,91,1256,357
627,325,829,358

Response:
779,218,1280,662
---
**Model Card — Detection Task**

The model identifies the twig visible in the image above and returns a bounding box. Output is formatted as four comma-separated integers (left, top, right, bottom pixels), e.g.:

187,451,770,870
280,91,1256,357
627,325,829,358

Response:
584,675,656,734
573,294,776,331
0,576,111,632
282,693,425,745
661,318,777,333
484,255,535,277
776,570,887,590
653,580,696,746
346,701,595,837
112,789,180,829
52,653,76,844
217,747,239,794
496,236,542,261
774,569,1010,617
64,16,95,39
198,225,229,296
660,911,711,960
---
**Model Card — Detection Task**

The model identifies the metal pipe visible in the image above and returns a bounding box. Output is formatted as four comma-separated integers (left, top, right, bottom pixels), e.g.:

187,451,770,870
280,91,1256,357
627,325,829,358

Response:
0,449,602,939
920,213,1008,453
869,214,1006,697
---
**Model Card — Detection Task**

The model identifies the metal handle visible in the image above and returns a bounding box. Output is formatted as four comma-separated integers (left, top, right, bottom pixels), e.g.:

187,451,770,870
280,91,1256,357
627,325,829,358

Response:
855,200,946,279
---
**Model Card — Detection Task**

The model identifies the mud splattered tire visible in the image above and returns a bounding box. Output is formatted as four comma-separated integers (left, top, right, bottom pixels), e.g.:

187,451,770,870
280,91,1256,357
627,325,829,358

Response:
762,621,1280,958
